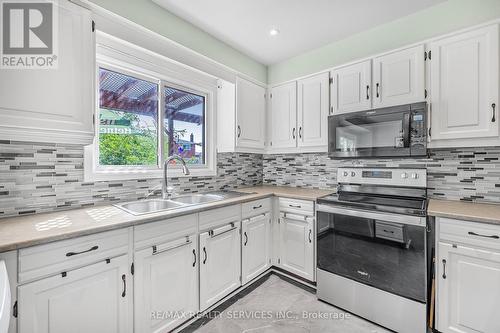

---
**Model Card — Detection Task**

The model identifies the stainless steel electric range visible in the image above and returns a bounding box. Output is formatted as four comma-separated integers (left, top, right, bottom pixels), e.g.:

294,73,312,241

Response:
316,167,430,333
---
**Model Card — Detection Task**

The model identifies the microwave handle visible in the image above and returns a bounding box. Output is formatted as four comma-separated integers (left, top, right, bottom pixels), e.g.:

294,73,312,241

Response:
403,113,411,148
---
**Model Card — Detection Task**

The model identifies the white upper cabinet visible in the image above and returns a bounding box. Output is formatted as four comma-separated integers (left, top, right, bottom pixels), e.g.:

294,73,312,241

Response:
236,77,266,150
373,45,425,108
217,77,265,153
429,25,499,144
297,72,330,148
331,60,372,114
0,0,95,144
269,82,297,149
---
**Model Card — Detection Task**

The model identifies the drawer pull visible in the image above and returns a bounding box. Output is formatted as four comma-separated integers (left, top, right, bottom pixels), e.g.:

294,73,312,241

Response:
289,204,302,208
209,223,236,238
253,204,262,210
203,247,207,264
308,229,312,243
442,259,447,279
192,249,196,267
468,231,499,239
244,231,248,246
152,239,192,255
66,245,98,257
121,274,126,297
382,229,395,234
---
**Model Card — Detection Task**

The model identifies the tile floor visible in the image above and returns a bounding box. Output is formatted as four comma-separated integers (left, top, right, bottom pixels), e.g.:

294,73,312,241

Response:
182,274,391,333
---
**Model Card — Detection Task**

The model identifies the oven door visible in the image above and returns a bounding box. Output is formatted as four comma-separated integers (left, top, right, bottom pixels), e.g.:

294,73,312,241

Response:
329,105,411,158
316,204,427,303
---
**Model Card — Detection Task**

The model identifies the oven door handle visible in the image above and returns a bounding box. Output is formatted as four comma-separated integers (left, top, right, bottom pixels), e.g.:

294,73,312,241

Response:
316,204,426,227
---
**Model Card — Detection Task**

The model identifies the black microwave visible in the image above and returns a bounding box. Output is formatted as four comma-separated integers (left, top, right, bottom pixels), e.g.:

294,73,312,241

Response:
328,102,427,158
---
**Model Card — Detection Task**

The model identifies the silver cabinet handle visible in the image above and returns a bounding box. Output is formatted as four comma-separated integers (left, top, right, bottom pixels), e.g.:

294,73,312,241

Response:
121,274,126,297
203,246,207,264
376,83,380,98
192,249,196,267
152,239,192,255
366,85,370,100
244,231,248,246
308,229,312,243
253,204,262,210
66,245,98,257
442,259,447,279
209,223,237,238
468,231,499,239
299,127,302,139
292,128,296,139
492,103,496,122
237,125,241,138
289,204,301,208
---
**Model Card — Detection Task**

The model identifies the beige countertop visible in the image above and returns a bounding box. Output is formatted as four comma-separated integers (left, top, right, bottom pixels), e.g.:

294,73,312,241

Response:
428,199,500,226
0,186,333,252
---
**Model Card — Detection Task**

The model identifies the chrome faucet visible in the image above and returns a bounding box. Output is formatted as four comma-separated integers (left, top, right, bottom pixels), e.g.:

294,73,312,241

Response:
163,155,190,199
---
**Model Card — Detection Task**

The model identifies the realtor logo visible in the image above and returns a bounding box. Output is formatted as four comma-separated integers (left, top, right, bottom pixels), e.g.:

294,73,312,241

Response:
1,0,58,69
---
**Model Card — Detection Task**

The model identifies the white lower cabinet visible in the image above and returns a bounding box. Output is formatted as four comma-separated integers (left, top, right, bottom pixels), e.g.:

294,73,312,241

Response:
199,222,241,311
437,242,500,333
18,255,131,333
242,213,271,284
134,235,198,333
278,213,314,281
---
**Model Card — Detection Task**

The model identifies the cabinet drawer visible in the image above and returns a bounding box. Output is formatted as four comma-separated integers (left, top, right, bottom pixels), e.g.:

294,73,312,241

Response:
19,228,129,283
279,198,314,216
134,214,197,250
439,217,500,251
242,198,271,219
199,204,241,231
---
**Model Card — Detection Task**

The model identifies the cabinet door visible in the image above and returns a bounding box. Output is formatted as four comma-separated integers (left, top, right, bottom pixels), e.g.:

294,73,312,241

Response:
242,213,271,284
297,72,330,148
134,235,198,333
373,45,425,108
437,242,500,333
199,223,241,311
236,77,266,150
429,25,499,141
331,60,372,114
278,215,314,281
270,82,297,149
0,0,94,144
18,255,131,333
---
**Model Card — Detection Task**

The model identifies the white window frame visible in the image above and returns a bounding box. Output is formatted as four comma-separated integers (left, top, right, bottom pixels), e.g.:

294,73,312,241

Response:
84,32,217,182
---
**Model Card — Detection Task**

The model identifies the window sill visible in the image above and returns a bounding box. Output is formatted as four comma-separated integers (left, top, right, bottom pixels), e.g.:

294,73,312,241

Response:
83,146,216,182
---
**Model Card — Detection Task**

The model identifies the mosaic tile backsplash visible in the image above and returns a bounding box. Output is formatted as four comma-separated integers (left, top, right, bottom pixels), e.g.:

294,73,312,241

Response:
2,140,500,218
263,147,500,203
0,141,262,218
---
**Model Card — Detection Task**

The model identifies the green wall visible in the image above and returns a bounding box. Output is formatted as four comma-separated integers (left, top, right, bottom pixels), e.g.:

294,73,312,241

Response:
89,0,267,83
268,0,500,84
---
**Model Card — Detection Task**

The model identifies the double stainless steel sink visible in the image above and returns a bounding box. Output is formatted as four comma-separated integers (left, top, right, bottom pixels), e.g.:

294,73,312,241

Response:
114,191,249,215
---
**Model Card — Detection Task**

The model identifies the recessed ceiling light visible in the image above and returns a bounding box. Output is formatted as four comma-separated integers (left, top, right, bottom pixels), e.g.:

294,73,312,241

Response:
269,28,280,36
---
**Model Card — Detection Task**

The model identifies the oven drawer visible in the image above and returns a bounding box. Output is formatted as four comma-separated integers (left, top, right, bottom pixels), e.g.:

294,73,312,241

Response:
439,217,500,251
375,221,405,243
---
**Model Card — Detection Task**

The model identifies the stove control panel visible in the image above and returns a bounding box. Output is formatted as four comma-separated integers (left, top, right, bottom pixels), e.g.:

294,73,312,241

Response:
337,167,427,188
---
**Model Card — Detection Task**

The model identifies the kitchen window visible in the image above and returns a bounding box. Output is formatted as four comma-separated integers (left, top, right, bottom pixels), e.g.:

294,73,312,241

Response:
84,33,216,181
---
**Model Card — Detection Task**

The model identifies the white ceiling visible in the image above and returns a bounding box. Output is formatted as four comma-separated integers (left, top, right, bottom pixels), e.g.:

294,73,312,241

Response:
152,0,445,65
